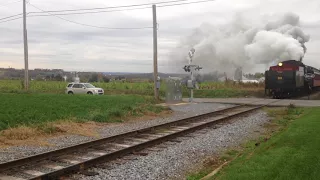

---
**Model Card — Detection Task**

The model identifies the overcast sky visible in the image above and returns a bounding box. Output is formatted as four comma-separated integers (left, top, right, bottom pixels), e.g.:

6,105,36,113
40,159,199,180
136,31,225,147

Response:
0,0,319,73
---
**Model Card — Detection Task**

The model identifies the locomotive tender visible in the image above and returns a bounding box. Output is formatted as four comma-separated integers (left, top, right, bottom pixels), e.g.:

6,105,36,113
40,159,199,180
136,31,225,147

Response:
265,60,320,98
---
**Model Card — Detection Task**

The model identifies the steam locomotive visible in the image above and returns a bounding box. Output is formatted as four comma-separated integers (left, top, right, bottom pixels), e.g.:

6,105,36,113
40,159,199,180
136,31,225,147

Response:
265,60,320,98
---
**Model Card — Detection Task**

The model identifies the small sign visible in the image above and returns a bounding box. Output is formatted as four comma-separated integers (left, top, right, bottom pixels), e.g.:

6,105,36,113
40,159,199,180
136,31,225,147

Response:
305,73,315,79
278,77,283,80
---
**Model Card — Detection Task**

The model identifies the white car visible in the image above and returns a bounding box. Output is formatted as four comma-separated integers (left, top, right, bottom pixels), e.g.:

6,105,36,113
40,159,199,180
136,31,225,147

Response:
66,83,104,95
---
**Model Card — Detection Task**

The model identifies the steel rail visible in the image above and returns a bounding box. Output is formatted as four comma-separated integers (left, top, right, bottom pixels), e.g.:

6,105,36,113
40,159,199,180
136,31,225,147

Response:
0,100,280,180
32,105,265,180
0,105,242,171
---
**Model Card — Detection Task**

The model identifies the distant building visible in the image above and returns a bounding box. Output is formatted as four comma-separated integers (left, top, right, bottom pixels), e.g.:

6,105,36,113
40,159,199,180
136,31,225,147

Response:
234,67,243,81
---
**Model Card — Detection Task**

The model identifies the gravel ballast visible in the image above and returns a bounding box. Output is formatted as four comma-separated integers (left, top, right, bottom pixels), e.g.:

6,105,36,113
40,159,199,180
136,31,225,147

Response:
0,103,233,163
73,110,270,180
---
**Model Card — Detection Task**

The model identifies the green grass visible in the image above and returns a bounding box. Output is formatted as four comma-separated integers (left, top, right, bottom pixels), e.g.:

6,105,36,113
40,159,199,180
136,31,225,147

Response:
0,93,165,131
205,107,320,180
186,106,320,180
0,80,265,98
0,80,161,95
187,170,213,180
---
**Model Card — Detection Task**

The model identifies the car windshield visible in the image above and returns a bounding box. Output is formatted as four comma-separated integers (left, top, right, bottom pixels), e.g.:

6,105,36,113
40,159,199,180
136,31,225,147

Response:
84,83,95,88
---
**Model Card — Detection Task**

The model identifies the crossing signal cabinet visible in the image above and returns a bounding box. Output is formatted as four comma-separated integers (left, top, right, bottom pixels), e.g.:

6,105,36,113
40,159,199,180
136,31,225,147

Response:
165,77,182,102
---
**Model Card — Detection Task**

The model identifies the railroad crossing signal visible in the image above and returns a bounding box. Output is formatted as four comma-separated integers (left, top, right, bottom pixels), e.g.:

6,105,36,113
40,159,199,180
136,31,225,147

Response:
183,48,202,102
183,65,202,72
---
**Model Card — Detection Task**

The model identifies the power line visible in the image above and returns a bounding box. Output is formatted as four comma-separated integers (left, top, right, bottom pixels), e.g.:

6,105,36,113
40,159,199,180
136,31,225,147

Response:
27,3,153,30
158,0,215,7
0,0,215,24
27,0,215,17
0,16,21,23
27,6,151,17
28,0,192,14
0,13,22,21
0,0,23,22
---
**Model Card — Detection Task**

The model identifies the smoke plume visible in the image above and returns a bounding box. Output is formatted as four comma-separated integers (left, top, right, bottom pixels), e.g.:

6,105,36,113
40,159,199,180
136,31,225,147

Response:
169,12,310,75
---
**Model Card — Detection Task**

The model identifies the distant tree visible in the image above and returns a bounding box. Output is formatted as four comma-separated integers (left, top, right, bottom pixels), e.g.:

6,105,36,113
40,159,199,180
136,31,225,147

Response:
195,74,203,83
35,75,43,81
45,75,51,81
66,76,73,82
79,74,90,82
102,76,110,83
54,74,63,81
254,72,264,79
88,73,99,82
97,73,104,82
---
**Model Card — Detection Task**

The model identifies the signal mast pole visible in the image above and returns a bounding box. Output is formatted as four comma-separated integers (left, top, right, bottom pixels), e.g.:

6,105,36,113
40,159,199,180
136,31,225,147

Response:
189,49,194,102
23,0,29,90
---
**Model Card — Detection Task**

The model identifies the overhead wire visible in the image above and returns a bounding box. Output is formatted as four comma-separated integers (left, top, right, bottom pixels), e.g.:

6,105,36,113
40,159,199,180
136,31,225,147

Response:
0,0,23,22
0,0,215,25
29,0,214,17
0,13,22,21
27,0,215,17
27,6,152,17
27,3,153,30
27,0,192,14
0,16,22,23
158,0,215,7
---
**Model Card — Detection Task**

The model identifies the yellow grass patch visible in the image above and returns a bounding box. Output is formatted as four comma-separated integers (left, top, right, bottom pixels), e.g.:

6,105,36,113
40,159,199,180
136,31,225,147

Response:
0,109,172,148
0,121,101,148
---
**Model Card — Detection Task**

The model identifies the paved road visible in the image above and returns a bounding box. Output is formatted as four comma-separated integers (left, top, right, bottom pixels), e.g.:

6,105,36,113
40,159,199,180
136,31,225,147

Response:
182,98,320,107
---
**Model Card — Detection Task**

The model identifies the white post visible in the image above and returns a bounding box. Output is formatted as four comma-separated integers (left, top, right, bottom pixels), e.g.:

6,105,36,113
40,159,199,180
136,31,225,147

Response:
190,70,194,102
188,48,195,102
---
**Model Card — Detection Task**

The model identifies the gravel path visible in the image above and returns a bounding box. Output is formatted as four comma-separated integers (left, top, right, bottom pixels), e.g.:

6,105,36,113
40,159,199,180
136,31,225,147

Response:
73,110,270,180
0,103,233,163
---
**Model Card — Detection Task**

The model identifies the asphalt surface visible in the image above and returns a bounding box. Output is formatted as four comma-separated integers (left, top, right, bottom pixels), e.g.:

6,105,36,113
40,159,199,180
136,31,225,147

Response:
182,98,320,107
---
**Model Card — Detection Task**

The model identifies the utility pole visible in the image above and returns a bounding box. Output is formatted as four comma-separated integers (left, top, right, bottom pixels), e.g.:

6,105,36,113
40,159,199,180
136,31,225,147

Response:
23,0,29,90
152,4,159,100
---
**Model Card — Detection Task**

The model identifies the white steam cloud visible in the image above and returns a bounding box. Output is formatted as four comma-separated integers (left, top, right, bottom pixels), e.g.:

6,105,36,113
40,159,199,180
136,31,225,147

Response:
245,31,305,64
169,12,310,75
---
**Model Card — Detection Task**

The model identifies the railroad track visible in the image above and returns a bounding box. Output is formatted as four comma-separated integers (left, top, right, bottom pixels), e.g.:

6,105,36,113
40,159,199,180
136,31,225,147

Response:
0,100,279,180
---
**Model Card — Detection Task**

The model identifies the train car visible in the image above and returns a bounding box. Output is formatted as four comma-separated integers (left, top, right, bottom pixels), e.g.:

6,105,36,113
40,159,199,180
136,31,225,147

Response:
265,60,305,98
305,65,320,90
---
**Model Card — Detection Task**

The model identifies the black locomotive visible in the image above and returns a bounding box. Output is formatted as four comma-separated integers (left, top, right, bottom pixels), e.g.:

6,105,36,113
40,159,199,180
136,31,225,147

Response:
265,60,320,98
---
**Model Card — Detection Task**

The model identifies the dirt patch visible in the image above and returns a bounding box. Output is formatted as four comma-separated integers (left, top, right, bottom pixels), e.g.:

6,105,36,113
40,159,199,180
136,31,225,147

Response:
51,121,101,137
203,156,226,171
0,126,51,148
0,109,173,148
0,121,101,148
127,109,173,122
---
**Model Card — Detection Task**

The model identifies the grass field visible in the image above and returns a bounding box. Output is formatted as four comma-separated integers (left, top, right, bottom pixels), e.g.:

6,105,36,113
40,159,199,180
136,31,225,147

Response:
0,80,265,98
0,93,164,131
188,106,320,180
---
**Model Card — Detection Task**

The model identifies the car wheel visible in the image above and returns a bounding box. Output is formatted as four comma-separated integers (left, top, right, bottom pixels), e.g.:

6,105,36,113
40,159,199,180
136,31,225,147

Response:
68,91,73,94
87,91,93,95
